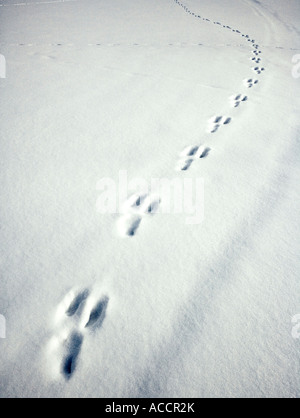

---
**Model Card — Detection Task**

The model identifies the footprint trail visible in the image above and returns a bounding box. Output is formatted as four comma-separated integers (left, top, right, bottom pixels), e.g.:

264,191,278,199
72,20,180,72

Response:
112,0,267,236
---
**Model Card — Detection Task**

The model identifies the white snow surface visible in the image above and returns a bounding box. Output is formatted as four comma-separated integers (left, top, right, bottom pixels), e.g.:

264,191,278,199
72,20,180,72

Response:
0,0,300,398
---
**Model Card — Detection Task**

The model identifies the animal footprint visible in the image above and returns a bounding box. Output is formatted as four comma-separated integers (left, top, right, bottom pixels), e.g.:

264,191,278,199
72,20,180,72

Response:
244,78,259,88
207,115,231,133
61,331,83,379
252,66,265,74
84,296,109,329
176,144,210,171
229,94,248,108
251,56,261,64
47,288,109,380
252,50,262,56
117,213,142,237
117,193,161,237
65,289,89,317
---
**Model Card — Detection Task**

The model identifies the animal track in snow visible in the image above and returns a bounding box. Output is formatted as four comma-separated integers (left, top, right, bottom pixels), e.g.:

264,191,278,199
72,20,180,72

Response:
244,78,259,88
118,213,142,237
229,94,248,108
252,66,265,75
207,115,232,134
65,288,90,317
176,144,211,171
84,296,109,330
117,193,161,237
251,56,261,64
47,288,109,380
61,331,83,378
252,49,262,56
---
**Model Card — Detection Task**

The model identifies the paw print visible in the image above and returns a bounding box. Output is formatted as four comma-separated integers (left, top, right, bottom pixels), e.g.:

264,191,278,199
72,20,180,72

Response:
252,66,265,74
46,288,109,380
117,193,161,237
251,56,261,64
244,78,259,88
207,115,232,133
176,144,210,171
229,94,248,108
252,49,262,56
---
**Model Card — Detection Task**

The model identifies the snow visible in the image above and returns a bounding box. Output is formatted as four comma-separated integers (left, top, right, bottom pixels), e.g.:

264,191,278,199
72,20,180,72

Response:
0,0,299,398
